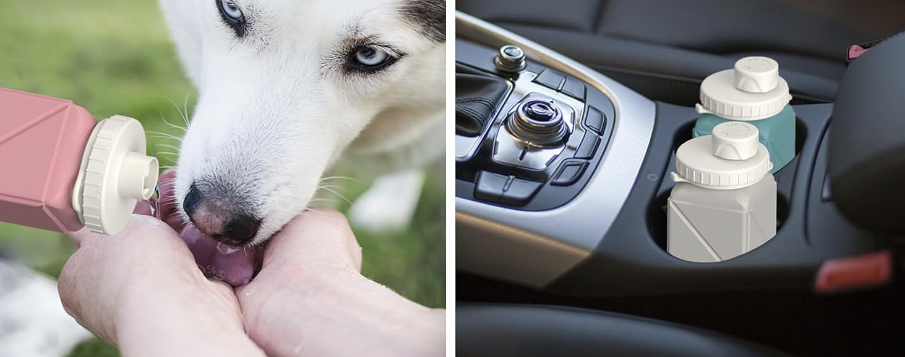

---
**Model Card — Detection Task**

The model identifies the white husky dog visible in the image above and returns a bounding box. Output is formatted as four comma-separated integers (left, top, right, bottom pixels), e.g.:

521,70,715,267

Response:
159,0,446,245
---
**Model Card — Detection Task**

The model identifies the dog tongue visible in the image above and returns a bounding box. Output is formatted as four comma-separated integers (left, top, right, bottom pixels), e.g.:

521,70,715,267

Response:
179,225,256,286
138,170,258,287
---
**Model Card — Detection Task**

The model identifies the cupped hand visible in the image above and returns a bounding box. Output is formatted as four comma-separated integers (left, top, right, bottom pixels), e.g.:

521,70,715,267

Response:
59,170,444,357
236,209,446,357
58,173,264,357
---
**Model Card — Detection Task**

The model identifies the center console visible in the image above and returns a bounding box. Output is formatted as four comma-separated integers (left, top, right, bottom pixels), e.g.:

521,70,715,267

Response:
455,11,888,296
457,40,618,211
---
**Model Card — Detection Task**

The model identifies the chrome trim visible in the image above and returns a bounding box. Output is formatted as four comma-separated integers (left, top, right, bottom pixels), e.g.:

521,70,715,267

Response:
506,93,573,147
492,91,575,171
495,45,527,72
494,126,565,170
456,11,657,287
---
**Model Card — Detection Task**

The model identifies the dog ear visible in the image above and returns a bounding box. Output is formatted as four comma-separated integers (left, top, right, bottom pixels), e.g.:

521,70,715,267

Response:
402,0,446,43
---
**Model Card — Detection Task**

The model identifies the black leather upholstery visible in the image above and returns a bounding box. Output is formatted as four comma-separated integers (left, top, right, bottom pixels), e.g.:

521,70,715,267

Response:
830,31,905,235
456,72,510,136
458,304,795,357
458,0,905,105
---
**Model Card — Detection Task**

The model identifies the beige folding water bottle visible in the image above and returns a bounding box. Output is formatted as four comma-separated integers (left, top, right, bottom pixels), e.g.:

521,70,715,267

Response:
667,121,777,263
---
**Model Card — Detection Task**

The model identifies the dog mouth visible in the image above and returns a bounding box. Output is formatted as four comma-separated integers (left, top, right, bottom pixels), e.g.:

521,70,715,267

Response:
137,171,259,287
180,224,258,286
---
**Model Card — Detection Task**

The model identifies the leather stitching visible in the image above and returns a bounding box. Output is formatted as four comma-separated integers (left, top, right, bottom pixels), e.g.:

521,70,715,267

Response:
456,97,496,107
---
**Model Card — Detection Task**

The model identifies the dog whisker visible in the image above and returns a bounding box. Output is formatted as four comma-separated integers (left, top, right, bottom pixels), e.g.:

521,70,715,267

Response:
152,148,180,155
183,90,194,127
165,95,191,129
148,134,184,144
316,186,353,205
157,177,177,185
301,207,340,219
156,113,188,134
308,198,340,207
147,128,184,138
319,175,363,183
158,195,178,202
317,184,351,193
153,143,182,152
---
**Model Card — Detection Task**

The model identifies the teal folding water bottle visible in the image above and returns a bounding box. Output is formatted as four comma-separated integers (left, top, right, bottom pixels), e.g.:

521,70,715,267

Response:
693,57,795,173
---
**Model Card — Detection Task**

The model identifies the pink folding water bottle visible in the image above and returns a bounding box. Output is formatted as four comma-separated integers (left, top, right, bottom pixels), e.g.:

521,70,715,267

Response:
0,87,158,235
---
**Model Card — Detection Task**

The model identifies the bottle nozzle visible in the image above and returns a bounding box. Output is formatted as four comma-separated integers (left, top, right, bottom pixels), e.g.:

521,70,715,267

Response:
711,122,760,161
118,152,159,200
734,57,780,93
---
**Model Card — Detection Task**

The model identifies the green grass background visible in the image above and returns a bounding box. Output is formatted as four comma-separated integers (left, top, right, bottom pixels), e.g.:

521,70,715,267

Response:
0,1,445,356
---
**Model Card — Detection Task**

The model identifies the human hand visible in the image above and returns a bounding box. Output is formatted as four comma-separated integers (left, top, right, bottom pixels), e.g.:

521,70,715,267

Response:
59,170,443,357
236,209,446,357
58,198,264,357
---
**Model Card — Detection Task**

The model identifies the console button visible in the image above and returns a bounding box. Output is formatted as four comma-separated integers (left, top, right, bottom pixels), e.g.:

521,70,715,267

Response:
815,250,892,294
574,132,601,159
501,179,543,206
519,145,565,170
495,45,527,73
560,76,586,101
534,69,565,91
584,106,605,135
474,171,511,203
551,161,588,186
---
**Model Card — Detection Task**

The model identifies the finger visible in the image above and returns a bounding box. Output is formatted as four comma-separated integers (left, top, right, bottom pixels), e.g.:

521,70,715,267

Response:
262,209,362,273
67,226,97,248
348,226,363,272
113,215,189,251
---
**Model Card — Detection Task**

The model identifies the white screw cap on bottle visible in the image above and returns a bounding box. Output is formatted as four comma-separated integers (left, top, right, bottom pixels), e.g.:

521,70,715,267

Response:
72,115,159,234
672,122,773,190
712,121,760,160
734,56,780,93
697,56,792,121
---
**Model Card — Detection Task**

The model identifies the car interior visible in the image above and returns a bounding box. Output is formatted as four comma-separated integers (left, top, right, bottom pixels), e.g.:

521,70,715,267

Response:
454,1,905,356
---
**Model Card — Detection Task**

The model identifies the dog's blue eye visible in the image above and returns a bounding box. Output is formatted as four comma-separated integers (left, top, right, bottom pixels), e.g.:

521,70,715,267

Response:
219,0,244,21
345,45,402,74
216,0,246,37
355,47,391,68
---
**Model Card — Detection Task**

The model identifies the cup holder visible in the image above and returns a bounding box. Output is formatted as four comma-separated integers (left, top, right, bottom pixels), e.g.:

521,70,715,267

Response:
647,190,791,253
794,117,806,158
646,116,804,256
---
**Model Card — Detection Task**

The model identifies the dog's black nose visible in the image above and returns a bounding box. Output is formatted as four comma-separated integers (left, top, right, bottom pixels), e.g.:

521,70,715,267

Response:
184,184,261,246
183,184,203,217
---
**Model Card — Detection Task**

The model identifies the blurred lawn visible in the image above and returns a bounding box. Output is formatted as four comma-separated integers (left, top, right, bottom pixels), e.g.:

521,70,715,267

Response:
0,0,445,356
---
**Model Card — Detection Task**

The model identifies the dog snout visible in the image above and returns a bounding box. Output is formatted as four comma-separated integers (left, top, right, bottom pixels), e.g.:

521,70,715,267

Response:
183,184,261,246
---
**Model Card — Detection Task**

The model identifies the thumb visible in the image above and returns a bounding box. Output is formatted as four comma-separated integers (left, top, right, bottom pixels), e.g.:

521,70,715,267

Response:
261,209,363,274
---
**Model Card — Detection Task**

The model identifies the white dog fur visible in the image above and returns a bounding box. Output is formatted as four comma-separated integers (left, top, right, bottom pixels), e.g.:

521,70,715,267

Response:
157,0,446,241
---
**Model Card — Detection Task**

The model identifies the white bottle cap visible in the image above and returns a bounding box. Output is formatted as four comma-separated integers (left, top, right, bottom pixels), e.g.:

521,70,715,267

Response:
72,115,159,234
672,122,772,190
712,121,759,160
734,57,779,93
697,56,792,121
